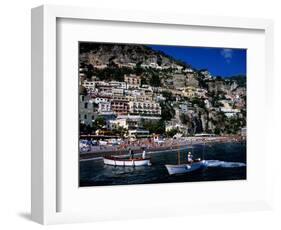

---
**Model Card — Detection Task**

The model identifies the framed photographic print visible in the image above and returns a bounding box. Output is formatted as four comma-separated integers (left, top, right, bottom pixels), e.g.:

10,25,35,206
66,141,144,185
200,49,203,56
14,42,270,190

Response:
31,5,274,225
78,42,247,187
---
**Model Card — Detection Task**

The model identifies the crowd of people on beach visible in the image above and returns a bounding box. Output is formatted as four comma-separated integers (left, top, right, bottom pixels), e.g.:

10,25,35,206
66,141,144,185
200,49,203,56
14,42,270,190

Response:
80,135,245,154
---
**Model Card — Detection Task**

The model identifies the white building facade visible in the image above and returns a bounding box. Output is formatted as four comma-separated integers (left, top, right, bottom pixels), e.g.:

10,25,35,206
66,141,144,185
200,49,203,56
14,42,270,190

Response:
128,101,161,116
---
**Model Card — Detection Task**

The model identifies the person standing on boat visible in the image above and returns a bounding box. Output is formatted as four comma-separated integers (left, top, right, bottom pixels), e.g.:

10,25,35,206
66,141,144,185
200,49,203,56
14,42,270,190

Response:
187,152,193,163
129,148,134,159
142,147,146,159
131,149,135,159
128,148,132,159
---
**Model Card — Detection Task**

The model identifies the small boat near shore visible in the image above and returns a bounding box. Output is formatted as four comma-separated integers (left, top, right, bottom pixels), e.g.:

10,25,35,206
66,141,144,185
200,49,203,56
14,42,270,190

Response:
165,160,207,175
165,141,207,175
103,156,151,167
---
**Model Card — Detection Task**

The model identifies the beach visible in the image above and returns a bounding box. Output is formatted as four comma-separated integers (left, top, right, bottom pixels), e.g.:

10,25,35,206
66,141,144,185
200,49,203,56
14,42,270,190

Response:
79,135,245,161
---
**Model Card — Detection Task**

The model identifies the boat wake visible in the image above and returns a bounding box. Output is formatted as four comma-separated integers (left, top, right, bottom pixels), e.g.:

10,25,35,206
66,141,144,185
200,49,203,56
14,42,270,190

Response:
205,160,246,168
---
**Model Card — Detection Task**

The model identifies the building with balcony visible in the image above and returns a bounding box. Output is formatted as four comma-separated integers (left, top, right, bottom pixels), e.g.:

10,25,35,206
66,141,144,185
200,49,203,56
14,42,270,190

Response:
112,88,124,96
126,95,153,102
108,81,127,89
98,101,111,114
128,101,161,116
124,74,141,89
97,85,113,96
111,99,129,115
128,129,150,138
82,79,96,90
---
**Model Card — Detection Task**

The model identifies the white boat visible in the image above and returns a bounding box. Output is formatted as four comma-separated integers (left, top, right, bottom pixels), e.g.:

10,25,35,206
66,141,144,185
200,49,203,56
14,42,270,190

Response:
103,156,151,167
165,140,207,175
165,160,207,175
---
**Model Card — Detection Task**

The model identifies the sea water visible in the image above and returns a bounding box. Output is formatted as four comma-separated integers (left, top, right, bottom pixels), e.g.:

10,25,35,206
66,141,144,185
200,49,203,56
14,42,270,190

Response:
79,142,246,186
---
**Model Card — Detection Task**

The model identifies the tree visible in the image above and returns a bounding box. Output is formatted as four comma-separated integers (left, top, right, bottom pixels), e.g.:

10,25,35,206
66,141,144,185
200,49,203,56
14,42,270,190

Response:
113,126,128,137
79,123,93,134
214,128,221,135
93,116,106,129
156,56,162,66
141,76,148,85
180,113,189,125
150,74,161,87
160,102,175,121
142,119,165,135
135,62,144,75
190,97,205,108
166,128,178,137
79,85,87,95
224,116,245,134
162,91,173,101
136,61,143,68
92,67,135,82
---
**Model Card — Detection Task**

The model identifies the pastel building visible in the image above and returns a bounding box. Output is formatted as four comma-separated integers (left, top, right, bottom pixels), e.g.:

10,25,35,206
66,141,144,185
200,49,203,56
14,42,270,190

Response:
109,81,127,89
111,99,129,115
82,80,96,90
98,102,111,114
128,101,161,116
124,74,141,89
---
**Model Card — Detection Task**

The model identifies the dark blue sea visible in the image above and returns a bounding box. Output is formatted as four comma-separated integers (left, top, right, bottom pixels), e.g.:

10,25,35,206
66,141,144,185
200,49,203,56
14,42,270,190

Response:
79,142,246,187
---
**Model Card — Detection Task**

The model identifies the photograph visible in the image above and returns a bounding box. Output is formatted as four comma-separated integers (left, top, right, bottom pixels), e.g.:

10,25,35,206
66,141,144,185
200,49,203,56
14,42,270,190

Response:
78,42,247,187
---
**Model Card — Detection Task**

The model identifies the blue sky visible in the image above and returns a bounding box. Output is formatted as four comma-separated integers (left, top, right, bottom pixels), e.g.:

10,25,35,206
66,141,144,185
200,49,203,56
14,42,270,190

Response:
148,45,246,78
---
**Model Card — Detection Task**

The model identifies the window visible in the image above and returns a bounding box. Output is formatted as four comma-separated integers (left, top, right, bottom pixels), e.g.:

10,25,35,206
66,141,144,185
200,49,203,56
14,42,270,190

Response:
84,102,88,109
84,114,87,119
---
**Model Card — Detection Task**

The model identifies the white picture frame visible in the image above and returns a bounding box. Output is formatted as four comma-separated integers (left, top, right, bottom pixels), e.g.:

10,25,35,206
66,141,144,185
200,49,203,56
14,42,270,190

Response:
31,4,274,225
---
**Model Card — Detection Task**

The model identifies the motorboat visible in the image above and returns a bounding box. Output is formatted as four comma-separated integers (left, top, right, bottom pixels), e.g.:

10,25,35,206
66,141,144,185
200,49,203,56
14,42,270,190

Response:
165,140,207,175
165,159,207,175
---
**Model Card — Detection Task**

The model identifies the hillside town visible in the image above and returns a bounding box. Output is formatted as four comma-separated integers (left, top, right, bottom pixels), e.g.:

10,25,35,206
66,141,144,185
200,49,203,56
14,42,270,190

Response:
79,43,246,154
